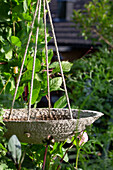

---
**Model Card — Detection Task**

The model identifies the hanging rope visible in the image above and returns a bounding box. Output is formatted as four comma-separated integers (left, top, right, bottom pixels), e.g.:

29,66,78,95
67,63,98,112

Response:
9,0,73,120
28,0,42,120
9,0,40,118
45,0,73,119
43,0,51,115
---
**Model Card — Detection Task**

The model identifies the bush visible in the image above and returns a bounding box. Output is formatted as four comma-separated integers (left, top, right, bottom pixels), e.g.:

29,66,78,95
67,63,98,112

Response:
67,46,113,169
66,0,113,168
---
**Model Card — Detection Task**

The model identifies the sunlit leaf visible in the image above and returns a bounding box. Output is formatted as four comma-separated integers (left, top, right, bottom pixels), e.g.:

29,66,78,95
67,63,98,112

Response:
28,79,41,104
42,49,53,64
15,85,25,100
11,36,21,47
22,13,32,21
23,0,28,12
22,70,32,82
54,95,67,108
27,58,41,72
0,143,7,152
49,61,73,73
50,77,62,91
5,49,12,60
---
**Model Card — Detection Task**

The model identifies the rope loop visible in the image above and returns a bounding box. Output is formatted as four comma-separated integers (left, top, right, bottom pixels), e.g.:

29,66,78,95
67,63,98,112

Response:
45,0,73,119
10,0,41,119
10,0,73,120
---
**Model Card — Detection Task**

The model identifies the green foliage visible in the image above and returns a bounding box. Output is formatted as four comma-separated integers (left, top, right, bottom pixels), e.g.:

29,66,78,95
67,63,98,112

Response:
66,0,113,169
0,108,12,169
51,142,69,163
50,77,62,91
0,108,7,157
28,79,41,104
73,0,113,48
54,95,67,108
27,58,41,72
21,141,69,169
11,36,22,48
0,0,74,169
68,47,113,114
67,47,113,169
49,61,73,73
0,0,69,108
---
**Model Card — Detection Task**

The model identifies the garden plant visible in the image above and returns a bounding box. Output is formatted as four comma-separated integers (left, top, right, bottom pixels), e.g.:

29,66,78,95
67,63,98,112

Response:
0,0,111,169
66,0,113,169
0,0,89,169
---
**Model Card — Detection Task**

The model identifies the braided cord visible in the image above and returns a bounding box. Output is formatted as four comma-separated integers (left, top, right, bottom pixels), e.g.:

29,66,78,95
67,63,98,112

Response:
10,0,73,120
43,0,51,114
46,0,73,119
10,0,40,118
28,0,42,120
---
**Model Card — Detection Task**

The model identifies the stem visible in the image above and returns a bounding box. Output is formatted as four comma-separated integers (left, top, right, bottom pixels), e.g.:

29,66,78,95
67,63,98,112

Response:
24,85,28,101
17,164,21,170
82,46,93,58
0,75,12,95
13,22,15,36
0,62,8,65
93,28,113,49
15,163,21,170
56,142,74,170
75,147,80,170
20,149,26,166
42,145,48,170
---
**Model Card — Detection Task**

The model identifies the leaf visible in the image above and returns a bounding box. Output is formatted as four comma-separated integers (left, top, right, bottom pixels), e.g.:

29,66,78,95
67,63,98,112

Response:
8,135,21,164
54,95,67,108
28,79,41,105
5,49,12,60
0,164,8,170
0,2,10,22
22,13,32,21
31,89,39,105
15,85,25,100
27,0,31,6
3,41,12,54
48,49,53,64
49,62,59,68
0,143,7,152
42,49,53,64
23,0,28,12
0,36,5,43
62,147,69,162
10,78,15,91
13,0,20,5
27,58,41,72
56,147,69,163
50,77,62,92
12,5,23,21
11,36,21,47
35,73,43,81
22,70,32,82
60,61,73,72
49,61,73,73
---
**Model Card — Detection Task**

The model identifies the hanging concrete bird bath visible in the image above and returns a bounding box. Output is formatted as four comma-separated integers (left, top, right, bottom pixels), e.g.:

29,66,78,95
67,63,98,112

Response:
2,0,104,144
3,108,103,144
